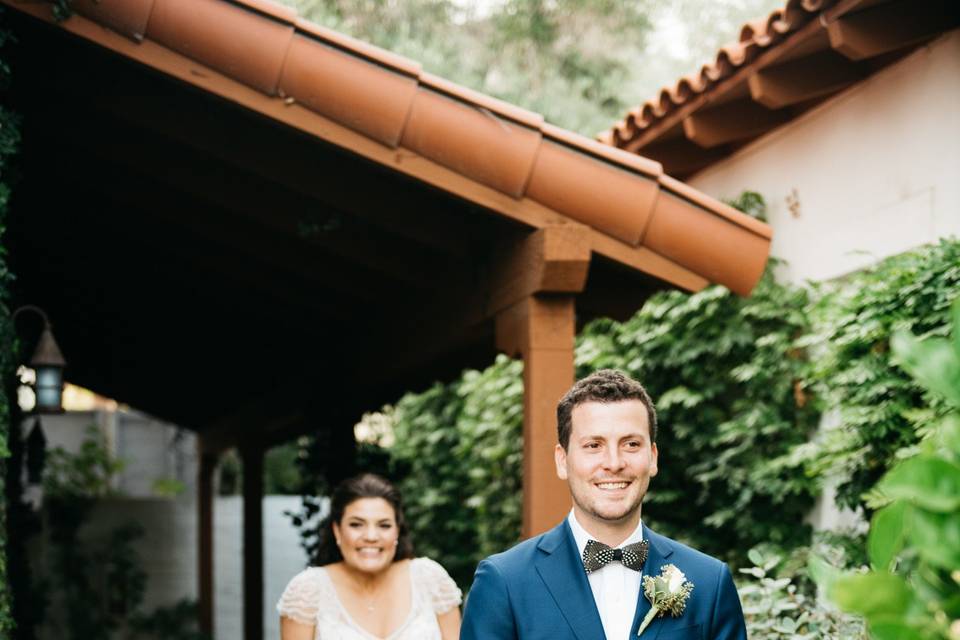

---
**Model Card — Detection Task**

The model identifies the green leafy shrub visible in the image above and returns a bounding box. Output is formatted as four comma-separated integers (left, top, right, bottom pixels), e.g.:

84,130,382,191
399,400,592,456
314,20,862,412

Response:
739,547,866,639
388,356,524,588
794,239,960,514
821,299,960,640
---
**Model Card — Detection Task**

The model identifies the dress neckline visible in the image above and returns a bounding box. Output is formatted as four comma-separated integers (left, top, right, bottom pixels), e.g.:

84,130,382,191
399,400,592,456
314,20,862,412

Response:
320,560,417,640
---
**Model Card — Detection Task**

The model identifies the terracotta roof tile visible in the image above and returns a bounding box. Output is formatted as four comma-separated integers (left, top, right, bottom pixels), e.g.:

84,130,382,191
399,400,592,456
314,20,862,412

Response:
601,0,958,166
5,0,774,295
601,0,835,147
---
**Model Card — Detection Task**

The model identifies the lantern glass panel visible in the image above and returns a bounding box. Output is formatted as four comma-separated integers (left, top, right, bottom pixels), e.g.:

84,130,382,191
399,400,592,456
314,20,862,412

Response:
35,386,62,411
35,366,61,388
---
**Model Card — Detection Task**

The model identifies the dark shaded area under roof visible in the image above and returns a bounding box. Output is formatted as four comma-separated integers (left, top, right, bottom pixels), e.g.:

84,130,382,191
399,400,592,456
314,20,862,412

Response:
5,12,670,445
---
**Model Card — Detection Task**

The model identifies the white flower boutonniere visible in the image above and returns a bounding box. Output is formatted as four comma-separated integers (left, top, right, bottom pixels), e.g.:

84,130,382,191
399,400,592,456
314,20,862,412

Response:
636,564,694,636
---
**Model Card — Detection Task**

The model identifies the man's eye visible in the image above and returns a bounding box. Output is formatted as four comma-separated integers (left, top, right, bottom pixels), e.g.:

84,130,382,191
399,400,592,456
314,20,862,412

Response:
585,442,600,449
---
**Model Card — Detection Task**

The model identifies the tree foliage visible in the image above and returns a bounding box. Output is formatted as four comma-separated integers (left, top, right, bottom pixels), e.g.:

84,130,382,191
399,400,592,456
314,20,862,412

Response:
284,0,654,135
281,0,786,136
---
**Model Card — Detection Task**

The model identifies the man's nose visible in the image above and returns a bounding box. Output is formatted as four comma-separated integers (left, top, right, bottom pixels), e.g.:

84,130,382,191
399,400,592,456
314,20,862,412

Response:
603,448,626,471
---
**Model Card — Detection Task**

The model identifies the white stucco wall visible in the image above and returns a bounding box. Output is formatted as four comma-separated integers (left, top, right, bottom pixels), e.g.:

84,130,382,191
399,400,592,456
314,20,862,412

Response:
688,29,960,284
34,495,308,640
28,411,309,640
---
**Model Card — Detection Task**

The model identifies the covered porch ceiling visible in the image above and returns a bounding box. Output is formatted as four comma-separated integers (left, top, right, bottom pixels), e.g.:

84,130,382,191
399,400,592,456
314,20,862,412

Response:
4,0,771,452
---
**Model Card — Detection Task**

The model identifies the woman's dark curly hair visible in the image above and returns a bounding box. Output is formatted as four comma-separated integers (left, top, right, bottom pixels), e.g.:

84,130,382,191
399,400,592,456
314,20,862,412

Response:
315,473,415,566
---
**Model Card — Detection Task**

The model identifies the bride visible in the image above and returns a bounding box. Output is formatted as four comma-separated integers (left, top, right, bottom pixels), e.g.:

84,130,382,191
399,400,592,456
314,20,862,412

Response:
277,473,461,639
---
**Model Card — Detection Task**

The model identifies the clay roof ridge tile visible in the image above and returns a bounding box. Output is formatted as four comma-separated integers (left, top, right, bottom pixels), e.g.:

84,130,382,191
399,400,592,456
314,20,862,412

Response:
294,19,422,78
419,72,544,130
541,123,662,179
229,0,297,25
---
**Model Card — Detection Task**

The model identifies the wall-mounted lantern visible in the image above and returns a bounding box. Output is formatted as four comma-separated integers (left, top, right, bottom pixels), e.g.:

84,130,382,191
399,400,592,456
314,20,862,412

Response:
13,305,67,413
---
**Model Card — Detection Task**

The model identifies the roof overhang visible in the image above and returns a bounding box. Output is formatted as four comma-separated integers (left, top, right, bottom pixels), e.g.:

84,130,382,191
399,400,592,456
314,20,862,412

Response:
4,0,771,296
601,0,959,178
3,0,773,448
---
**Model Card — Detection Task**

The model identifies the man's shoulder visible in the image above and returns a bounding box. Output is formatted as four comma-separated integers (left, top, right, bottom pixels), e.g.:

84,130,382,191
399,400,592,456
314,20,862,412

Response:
479,521,568,572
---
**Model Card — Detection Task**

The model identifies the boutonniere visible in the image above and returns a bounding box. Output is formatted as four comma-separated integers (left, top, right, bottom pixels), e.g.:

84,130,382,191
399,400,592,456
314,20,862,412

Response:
636,564,694,636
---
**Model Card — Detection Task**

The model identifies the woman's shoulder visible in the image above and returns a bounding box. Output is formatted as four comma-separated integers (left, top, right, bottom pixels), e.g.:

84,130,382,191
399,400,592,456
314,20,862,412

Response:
409,556,452,579
410,557,462,613
277,566,332,624
282,566,330,593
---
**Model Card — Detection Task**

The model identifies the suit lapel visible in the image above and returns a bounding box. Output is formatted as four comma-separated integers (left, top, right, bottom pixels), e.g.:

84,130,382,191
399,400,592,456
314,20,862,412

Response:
630,524,674,640
534,521,606,640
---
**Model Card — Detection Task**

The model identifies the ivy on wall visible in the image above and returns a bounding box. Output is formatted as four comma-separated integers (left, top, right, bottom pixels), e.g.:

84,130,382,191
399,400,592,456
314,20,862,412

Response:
792,238,960,514
0,9,21,634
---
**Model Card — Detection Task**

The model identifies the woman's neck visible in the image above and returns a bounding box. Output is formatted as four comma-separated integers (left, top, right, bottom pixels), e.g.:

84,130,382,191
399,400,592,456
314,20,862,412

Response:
338,560,395,593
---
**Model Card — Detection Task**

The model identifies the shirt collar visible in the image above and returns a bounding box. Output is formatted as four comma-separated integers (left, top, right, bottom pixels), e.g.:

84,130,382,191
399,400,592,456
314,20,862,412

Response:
567,509,645,557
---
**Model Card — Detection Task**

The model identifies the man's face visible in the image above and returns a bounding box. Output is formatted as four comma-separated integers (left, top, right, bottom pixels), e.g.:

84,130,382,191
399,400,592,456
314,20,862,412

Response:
555,400,658,531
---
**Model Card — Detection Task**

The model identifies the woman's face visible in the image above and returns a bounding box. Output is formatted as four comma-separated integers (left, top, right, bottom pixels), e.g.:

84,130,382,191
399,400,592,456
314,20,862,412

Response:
332,497,400,574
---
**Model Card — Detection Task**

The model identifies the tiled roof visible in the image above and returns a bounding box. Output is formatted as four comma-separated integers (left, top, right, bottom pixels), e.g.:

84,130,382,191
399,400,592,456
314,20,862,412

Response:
6,0,774,295
601,0,959,176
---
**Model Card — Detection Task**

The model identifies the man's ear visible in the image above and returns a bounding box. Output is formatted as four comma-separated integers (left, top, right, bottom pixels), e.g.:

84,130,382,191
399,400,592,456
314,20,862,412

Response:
649,442,659,478
555,443,568,480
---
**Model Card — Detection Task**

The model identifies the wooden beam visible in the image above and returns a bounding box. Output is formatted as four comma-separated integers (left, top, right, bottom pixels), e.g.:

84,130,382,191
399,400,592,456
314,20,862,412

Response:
749,49,866,108
637,136,731,178
197,449,217,638
495,295,575,537
682,99,792,148
358,225,592,379
486,225,592,316
827,0,958,61
242,445,265,640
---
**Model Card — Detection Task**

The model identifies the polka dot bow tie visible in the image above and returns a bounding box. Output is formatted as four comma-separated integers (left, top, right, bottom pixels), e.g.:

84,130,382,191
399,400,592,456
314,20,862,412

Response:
582,539,650,574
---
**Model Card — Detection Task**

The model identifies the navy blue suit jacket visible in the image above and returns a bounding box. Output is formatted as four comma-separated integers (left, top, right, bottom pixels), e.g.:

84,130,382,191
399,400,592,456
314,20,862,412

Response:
460,520,746,640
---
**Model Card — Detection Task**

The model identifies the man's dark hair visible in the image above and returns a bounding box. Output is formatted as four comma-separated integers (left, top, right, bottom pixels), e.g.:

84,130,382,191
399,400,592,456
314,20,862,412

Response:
556,369,658,449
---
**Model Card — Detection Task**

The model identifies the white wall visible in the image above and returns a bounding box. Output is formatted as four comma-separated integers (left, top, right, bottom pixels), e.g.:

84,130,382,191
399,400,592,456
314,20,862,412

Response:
35,495,308,640
688,29,960,284
29,411,309,639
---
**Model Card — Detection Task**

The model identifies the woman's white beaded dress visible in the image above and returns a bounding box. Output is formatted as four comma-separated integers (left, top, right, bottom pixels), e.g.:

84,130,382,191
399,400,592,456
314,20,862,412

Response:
276,557,462,640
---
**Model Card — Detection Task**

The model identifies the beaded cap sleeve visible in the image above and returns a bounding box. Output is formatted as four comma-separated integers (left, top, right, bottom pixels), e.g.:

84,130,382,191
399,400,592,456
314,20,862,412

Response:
411,557,462,614
276,567,324,626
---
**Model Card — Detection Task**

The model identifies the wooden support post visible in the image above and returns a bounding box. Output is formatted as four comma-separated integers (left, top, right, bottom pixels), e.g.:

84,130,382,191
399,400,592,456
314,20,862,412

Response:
493,225,591,537
497,295,578,537
197,449,217,638
242,445,264,640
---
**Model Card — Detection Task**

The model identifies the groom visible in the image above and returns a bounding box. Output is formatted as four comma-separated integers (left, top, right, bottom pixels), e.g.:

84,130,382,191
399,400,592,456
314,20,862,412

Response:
460,369,747,640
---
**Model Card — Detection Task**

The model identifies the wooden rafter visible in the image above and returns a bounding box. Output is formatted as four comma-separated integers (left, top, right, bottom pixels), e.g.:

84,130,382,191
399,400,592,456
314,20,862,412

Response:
827,0,958,61
749,49,867,108
682,98,792,148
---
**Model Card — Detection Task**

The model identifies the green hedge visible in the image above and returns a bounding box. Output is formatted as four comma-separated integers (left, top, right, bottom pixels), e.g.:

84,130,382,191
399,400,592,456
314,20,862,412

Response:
793,238,960,514
0,10,20,634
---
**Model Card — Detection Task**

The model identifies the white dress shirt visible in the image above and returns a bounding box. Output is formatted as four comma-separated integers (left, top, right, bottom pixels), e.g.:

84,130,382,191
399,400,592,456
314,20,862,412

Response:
567,510,645,640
